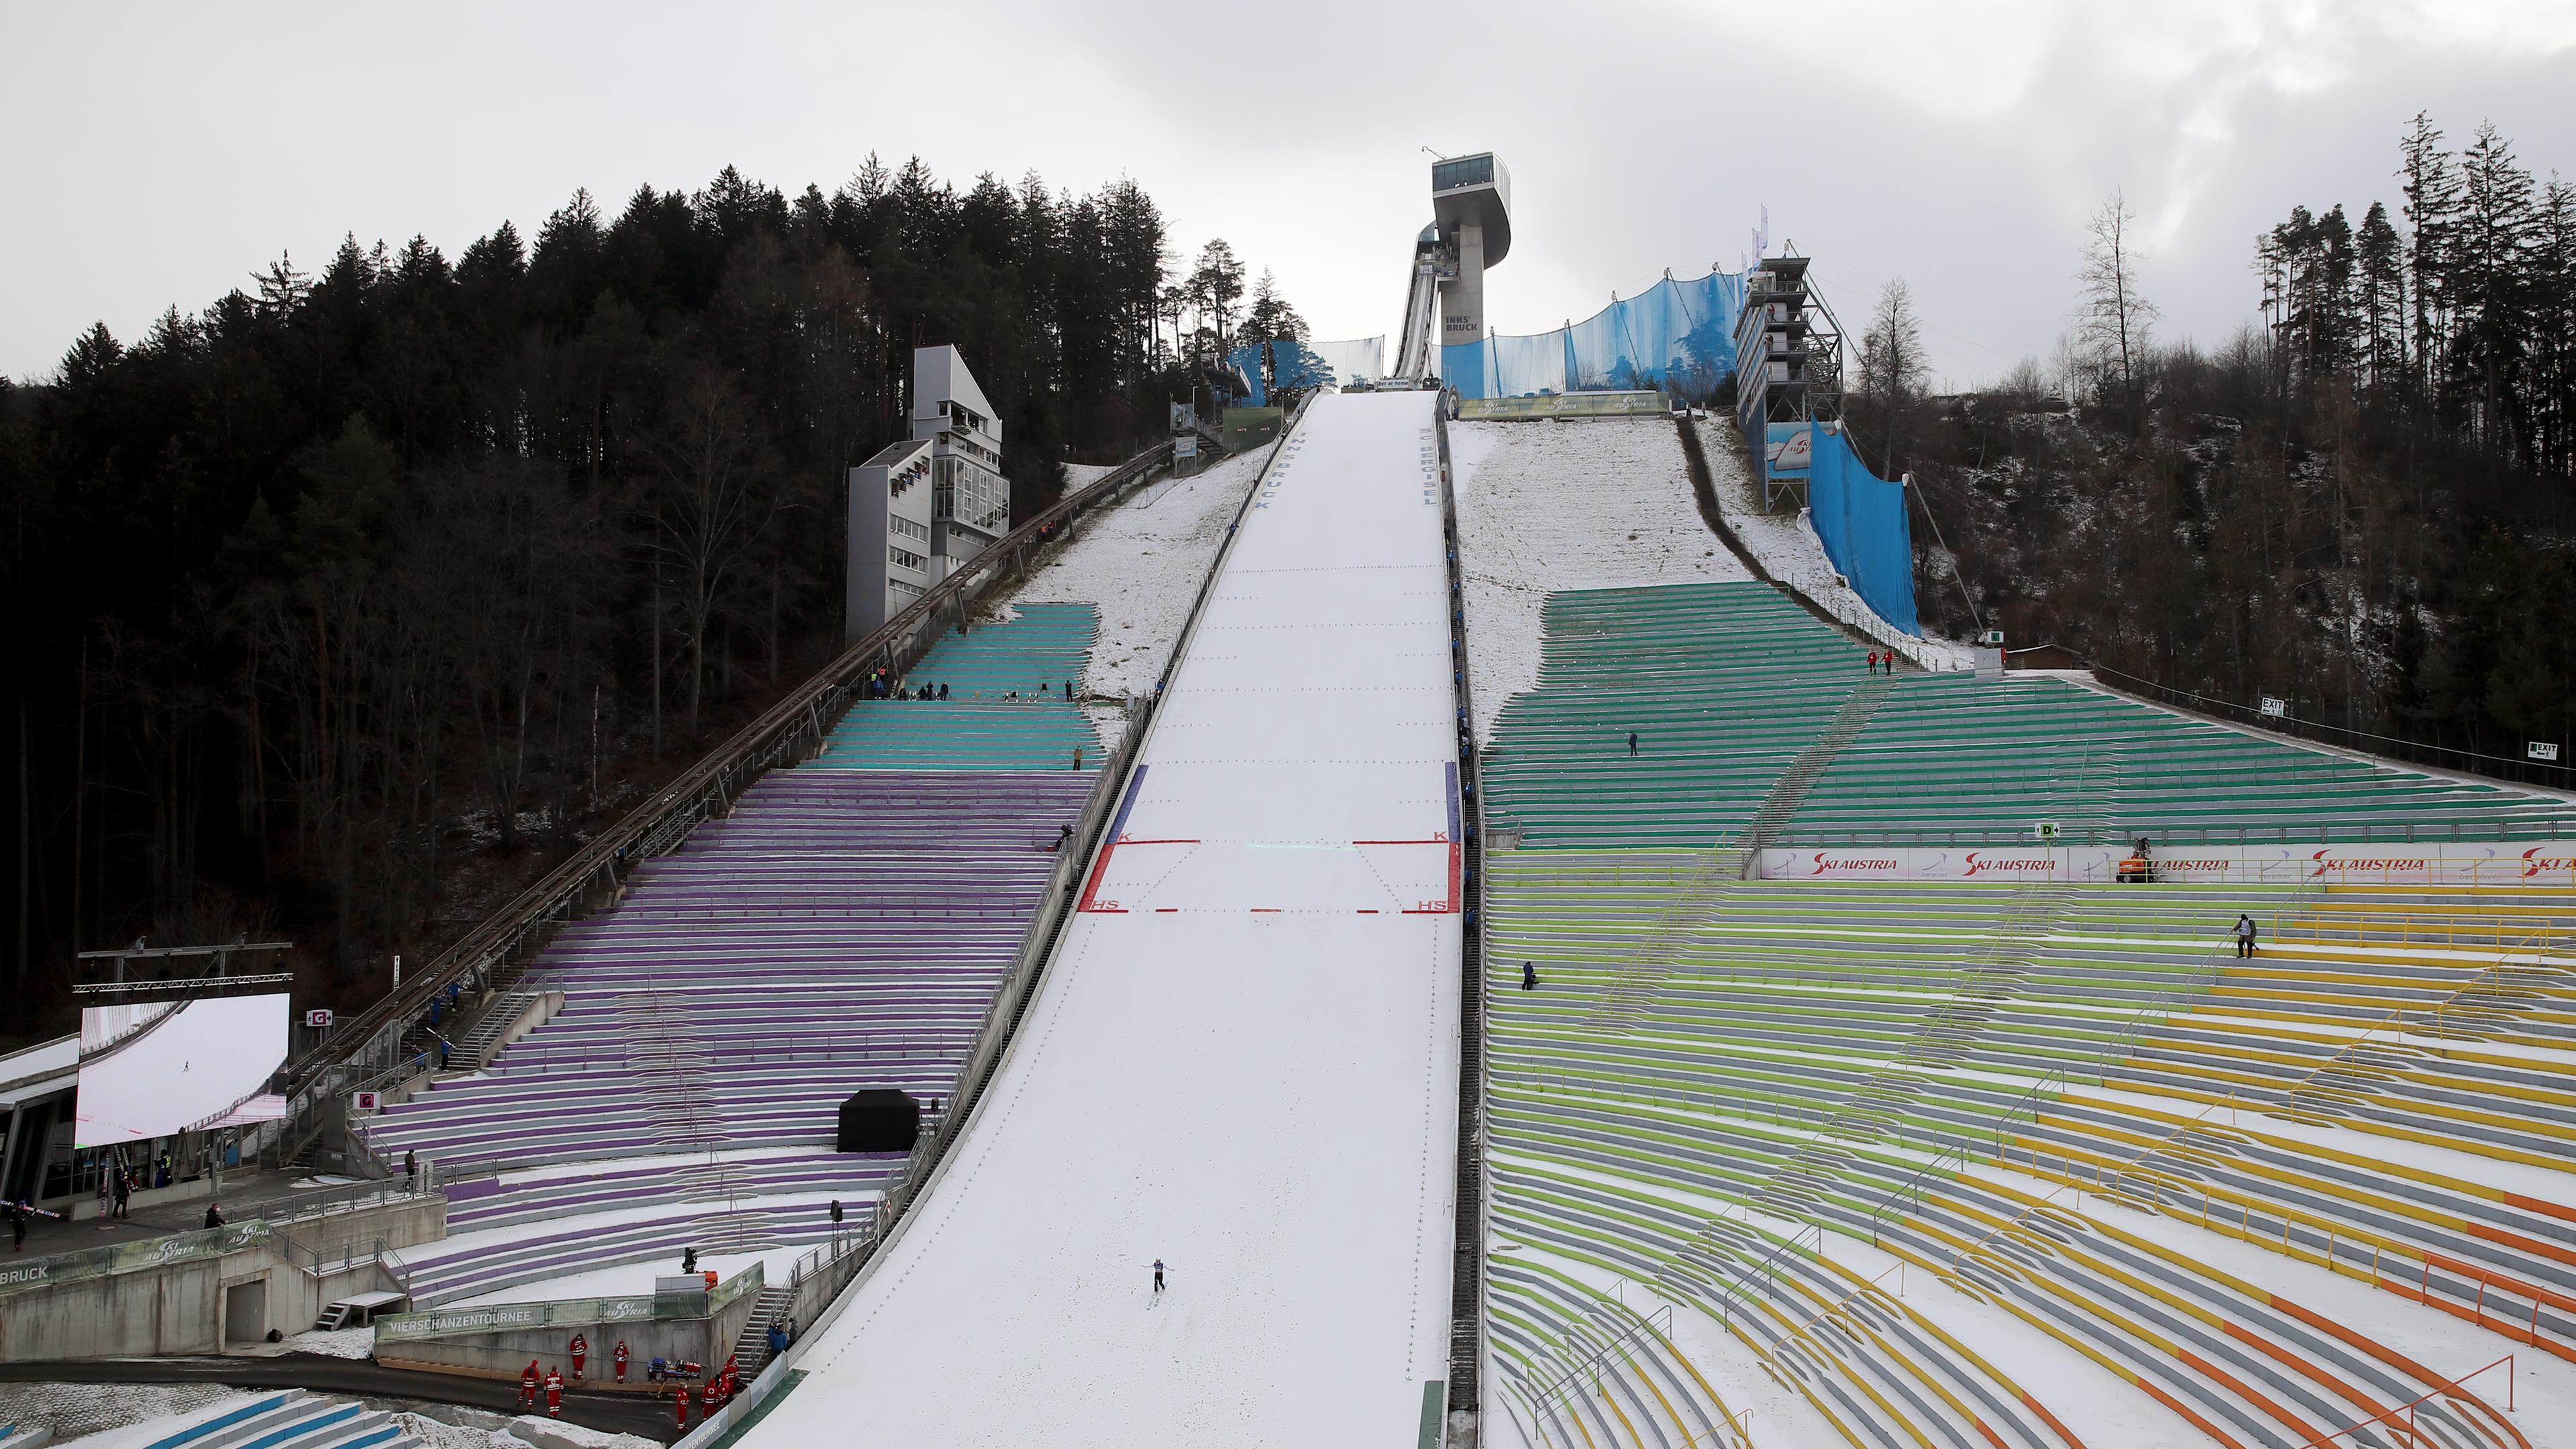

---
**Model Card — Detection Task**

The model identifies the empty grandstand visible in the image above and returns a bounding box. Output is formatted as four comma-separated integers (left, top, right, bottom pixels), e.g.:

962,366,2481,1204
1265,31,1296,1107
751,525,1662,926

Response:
371,607,1108,1306
1474,577,2576,1449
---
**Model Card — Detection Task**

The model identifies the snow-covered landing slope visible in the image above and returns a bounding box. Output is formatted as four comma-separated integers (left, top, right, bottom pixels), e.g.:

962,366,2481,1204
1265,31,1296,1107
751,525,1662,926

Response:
745,392,1461,1448
1451,417,1752,738
1688,417,1973,672
1003,443,1276,750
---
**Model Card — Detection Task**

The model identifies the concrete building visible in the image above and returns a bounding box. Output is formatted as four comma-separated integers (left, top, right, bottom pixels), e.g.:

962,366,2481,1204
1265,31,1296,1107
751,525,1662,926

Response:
1432,153,1512,352
846,345,1011,642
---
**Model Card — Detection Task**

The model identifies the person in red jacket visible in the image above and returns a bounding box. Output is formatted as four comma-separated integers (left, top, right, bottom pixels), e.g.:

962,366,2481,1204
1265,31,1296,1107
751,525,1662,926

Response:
544,1366,564,1417
721,1353,740,1395
519,1360,539,1409
675,1384,692,1431
700,1382,720,1420
569,1333,588,1381
612,1339,630,1384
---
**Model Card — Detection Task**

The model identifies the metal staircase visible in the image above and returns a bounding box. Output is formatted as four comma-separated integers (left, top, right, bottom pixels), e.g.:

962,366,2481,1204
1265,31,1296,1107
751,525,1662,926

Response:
1745,674,1895,851
620,989,722,1148
1898,884,2077,1066
1580,848,1745,1036
732,1283,798,1373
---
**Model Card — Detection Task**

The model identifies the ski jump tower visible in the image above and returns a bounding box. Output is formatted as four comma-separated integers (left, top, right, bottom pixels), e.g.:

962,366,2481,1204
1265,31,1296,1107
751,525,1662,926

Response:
1399,152,1511,386
1733,254,1845,511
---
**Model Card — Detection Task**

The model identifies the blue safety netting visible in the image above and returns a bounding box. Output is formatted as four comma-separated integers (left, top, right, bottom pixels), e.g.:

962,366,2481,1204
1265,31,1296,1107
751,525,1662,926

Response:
1227,336,1385,405
1438,271,1743,401
1807,426,1920,637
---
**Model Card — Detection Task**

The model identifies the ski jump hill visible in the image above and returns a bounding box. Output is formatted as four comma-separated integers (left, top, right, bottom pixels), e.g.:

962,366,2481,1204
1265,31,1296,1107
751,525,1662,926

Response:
89,162,2576,1449
741,390,1464,1445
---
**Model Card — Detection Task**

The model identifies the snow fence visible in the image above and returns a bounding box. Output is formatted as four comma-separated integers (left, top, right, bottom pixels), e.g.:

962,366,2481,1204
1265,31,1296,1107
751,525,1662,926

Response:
1805,425,1919,636
1438,270,1742,402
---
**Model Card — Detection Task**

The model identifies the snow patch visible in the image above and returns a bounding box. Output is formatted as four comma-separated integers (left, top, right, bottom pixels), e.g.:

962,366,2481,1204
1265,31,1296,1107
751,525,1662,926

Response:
1688,418,1974,672
1450,417,1752,738
1006,443,1275,724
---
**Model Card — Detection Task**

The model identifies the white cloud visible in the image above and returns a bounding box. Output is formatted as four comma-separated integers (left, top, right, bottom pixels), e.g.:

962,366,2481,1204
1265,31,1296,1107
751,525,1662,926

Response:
3,0,2571,386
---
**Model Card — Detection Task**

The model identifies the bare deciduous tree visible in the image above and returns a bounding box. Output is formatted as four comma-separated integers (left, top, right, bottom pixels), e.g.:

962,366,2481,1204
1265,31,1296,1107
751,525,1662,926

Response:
2076,189,2161,405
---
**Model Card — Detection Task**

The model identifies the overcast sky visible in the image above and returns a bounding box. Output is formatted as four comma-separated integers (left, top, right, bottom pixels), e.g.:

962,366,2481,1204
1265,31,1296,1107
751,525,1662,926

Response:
5,1,2573,388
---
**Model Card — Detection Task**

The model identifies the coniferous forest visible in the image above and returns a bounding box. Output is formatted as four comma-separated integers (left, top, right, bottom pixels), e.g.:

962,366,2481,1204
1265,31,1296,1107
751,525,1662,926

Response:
0,160,1267,1042
1852,114,2574,773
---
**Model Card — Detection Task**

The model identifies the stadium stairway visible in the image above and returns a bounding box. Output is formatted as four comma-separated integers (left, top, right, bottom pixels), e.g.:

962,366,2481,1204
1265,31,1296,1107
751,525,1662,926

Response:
1477,581,2576,1449
370,608,1109,1307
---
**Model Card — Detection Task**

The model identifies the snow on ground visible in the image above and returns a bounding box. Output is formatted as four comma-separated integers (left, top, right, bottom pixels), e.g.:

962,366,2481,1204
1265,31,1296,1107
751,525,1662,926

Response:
1450,417,1751,738
1001,443,1275,752
1063,461,1120,491
1688,417,1974,672
9,1384,242,1447
448,1243,811,1308
280,1325,378,1358
743,393,1459,1448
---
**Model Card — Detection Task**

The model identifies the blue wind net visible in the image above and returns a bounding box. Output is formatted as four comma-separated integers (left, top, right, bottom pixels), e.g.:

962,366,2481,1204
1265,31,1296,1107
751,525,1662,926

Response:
1807,427,1921,637
1227,337,1385,404
1439,271,1743,401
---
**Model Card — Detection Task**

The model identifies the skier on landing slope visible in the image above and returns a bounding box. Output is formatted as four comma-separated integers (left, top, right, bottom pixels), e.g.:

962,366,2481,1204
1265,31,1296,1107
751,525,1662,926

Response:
1152,1258,1166,1297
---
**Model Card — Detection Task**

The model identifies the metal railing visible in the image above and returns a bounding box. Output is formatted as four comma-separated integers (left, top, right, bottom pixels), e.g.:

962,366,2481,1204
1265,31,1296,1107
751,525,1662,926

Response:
239,1169,441,1229
2093,663,2576,794
276,439,1178,1132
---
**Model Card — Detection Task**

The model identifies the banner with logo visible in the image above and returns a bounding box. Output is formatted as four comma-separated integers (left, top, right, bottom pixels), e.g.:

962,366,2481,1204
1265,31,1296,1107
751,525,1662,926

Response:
0,1220,273,1297
1757,843,2576,886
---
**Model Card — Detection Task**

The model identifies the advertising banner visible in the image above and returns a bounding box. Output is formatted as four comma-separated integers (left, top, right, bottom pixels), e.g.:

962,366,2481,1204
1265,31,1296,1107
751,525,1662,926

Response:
0,1220,273,1298
1764,422,1813,480
1756,842,2576,886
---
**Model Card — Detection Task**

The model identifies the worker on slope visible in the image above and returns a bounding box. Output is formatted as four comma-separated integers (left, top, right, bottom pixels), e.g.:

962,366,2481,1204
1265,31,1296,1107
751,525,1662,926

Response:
519,1360,539,1410
2235,914,2258,959
1522,961,1540,991
613,1339,629,1384
569,1332,587,1381
544,1366,564,1417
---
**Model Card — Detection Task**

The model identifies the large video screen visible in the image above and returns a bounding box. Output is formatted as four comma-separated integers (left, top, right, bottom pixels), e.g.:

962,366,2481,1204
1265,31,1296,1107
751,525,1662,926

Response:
76,992,290,1147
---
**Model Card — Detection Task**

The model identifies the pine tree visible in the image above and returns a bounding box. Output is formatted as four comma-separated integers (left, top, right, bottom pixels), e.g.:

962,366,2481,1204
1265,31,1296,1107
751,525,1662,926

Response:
2397,111,2461,399
2356,201,2407,393
2450,120,2539,458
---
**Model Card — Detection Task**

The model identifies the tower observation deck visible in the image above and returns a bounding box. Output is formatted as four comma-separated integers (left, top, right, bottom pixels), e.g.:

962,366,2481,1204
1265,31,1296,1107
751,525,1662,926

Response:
1399,152,1511,384
1432,152,1511,351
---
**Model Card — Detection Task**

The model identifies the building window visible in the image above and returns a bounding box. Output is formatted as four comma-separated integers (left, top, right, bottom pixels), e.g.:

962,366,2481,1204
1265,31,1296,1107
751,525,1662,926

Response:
890,579,925,598
932,455,1010,532
890,545,928,573
890,516,930,543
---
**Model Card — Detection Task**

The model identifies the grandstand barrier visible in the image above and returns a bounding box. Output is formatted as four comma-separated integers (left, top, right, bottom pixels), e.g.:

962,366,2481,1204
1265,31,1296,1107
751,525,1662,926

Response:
1803,425,1919,637
376,1265,769,1382
1457,391,1664,421
1440,270,1743,402
0,1218,412,1361
271,438,1181,1161
1756,843,2576,884
2097,665,2576,794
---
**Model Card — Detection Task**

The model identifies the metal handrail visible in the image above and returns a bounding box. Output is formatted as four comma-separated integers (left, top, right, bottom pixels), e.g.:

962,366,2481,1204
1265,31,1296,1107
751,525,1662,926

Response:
278,440,1177,1120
